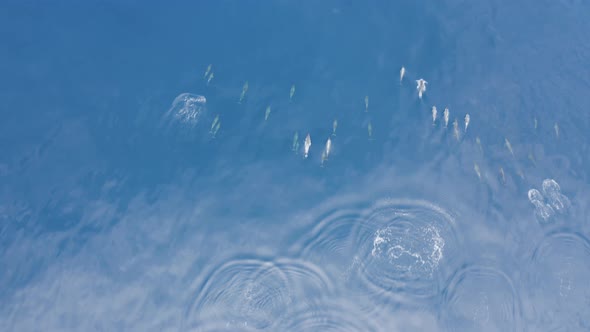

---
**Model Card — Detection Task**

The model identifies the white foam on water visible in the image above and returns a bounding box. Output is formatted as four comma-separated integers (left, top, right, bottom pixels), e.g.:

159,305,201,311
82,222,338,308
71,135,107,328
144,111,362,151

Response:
528,179,570,224
542,179,571,212
527,188,555,222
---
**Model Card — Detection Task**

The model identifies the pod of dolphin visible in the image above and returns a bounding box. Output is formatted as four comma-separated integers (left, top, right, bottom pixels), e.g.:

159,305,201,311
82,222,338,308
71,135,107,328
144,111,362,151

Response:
197,63,566,221
200,64,561,182
174,64,578,329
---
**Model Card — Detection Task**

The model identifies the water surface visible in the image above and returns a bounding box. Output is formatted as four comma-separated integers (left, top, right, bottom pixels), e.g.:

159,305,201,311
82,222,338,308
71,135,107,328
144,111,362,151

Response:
1,1,590,331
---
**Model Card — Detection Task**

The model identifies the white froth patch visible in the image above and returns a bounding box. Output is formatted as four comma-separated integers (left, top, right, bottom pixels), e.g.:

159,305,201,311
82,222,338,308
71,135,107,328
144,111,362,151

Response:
371,225,445,276
169,93,206,125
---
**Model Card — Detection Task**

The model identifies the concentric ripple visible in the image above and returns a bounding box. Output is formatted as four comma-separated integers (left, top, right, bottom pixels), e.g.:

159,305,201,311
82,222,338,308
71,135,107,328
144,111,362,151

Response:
183,256,334,330
440,265,522,331
278,300,381,331
350,199,460,305
525,230,590,330
289,203,369,274
292,198,461,307
187,321,257,332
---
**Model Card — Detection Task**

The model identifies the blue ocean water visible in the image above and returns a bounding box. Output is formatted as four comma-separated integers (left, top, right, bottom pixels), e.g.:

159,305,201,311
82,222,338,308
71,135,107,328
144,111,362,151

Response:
1,1,590,331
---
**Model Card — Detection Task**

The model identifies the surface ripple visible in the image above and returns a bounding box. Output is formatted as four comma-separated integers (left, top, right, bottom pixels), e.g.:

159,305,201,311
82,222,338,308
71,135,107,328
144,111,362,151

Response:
525,230,590,330
440,264,522,331
278,300,381,331
291,197,461,307
183,256,333,330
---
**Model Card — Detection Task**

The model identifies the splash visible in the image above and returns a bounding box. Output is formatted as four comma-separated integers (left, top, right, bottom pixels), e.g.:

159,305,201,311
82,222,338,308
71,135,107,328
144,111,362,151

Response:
290,198,460,307
166,93,206,126
527,179,570,224
371,225,444,278
159,93,210,142
528,189,555,222
541,179,570,212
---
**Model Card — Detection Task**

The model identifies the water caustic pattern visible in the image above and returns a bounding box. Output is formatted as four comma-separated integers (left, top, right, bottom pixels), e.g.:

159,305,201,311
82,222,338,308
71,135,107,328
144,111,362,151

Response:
440,265,522,332
527,179,571,223
183,257,333,330
291,198,460,307
525,231,590,330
